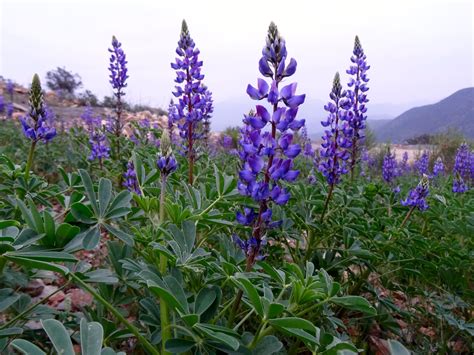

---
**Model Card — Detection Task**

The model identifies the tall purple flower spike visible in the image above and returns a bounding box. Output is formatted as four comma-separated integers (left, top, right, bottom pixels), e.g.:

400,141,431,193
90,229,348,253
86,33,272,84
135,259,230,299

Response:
108,35,128,149
319,72,352,186
171,20,210,184
414,151,429,176
20,75,56,143
236,22,305,266
346,36,370,179
382,150,398,184
401,175,430,211
453,142,471,193
432,157,444,177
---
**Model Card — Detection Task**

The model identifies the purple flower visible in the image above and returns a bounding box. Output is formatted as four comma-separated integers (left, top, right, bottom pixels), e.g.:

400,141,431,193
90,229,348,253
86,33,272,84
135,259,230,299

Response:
222,135,233,149
171,20,211,183
346,36,370,176
201,89,214,149
0,96,4,113
108,36,128,143
108,36,128,94
232,234,266,261
89,131,110,161
123,161,141,195
453,142,471,193
382,151,398,184
300,125,314,158
318,73,352,186
401,175,430,211
236,23,304,265
21,76,56,143
432,157,444,177
414,151,429,176
157,129,177,177
398,152,410,175
6,103,14,118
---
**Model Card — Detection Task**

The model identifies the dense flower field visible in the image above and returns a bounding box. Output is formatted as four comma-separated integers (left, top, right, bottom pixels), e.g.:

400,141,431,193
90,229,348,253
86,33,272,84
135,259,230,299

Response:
0,21,473,354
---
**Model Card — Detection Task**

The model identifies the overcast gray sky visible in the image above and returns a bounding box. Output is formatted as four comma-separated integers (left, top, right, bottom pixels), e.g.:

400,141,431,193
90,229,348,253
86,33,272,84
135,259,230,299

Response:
1,0,473,129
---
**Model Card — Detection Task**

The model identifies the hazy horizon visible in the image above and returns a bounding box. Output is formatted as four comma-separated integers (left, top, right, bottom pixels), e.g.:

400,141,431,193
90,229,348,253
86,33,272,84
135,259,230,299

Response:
1,0,473,131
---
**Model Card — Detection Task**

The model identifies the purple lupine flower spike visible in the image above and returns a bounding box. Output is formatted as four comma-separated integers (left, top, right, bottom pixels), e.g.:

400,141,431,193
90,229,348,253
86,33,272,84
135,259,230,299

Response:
401,175,430,211
319,72,352,186
346,36,370,179
453,142,471,193
108,35,128,153
432,157,444,177
171,20,210,184
20,75,56,143
157,130,178,177
382,150,398,184
236,22,305,265
0,96,4,114
300,125,314,158
414,151,429,176
398,151,410,175
123,161,141,195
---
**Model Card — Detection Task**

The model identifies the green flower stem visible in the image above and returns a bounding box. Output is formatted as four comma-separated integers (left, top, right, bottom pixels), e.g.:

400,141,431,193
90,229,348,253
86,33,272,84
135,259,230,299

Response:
24,140,37,181
320,183,334,223
295,298,330,317
69,273,159,355
400,206,415,228
159,175,171,355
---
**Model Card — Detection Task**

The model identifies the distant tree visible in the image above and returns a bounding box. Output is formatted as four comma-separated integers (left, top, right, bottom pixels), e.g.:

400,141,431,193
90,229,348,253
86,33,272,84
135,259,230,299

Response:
77,90,99,106
45,67,82,96
405,134,433,145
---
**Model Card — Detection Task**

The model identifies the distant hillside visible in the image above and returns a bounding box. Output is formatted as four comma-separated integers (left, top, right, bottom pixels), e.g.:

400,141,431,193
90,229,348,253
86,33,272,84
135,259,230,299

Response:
374,88,474,142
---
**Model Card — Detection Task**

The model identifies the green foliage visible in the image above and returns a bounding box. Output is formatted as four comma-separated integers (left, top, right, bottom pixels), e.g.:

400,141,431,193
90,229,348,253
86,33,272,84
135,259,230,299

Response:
0,122,472,354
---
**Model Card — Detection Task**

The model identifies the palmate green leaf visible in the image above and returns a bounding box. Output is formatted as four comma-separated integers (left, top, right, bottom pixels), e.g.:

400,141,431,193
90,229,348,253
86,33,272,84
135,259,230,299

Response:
11,339,46,355
195,287,217,315
194,323,240,351
147,279,187,314
80,318,104,355
257,261,285,284
71,202,97,224
331,296,376,316
82,226,101,250
235,276,264,317
16,199,36,230
165,339,196,353
0,288,20,312
106,190,132,219
41,319,74,355
79,169,99,216
98,178,112,217
0,220,20,229
5,256,70,275
252,335,283,355
102,223,134,246
0,327,23,338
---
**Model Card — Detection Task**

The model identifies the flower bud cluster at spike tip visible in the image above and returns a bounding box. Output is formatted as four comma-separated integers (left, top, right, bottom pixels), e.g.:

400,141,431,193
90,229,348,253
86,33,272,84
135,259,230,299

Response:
401,175,430,211
346,36,370,172
123,161,141,195
157,132,178,177
318,72,352,186
382,151,398,184
170,20,211,169
414,151,429,176
108,36,128,95
432,157,444,177
235,23,305,261
452,142,471,193
20,74,56,143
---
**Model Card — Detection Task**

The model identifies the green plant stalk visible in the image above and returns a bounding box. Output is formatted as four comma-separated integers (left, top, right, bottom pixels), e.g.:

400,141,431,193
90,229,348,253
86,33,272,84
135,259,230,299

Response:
159,175,171,355
400,206,415,228
320,183,334,223
24,140,37,181
69,273,159,355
